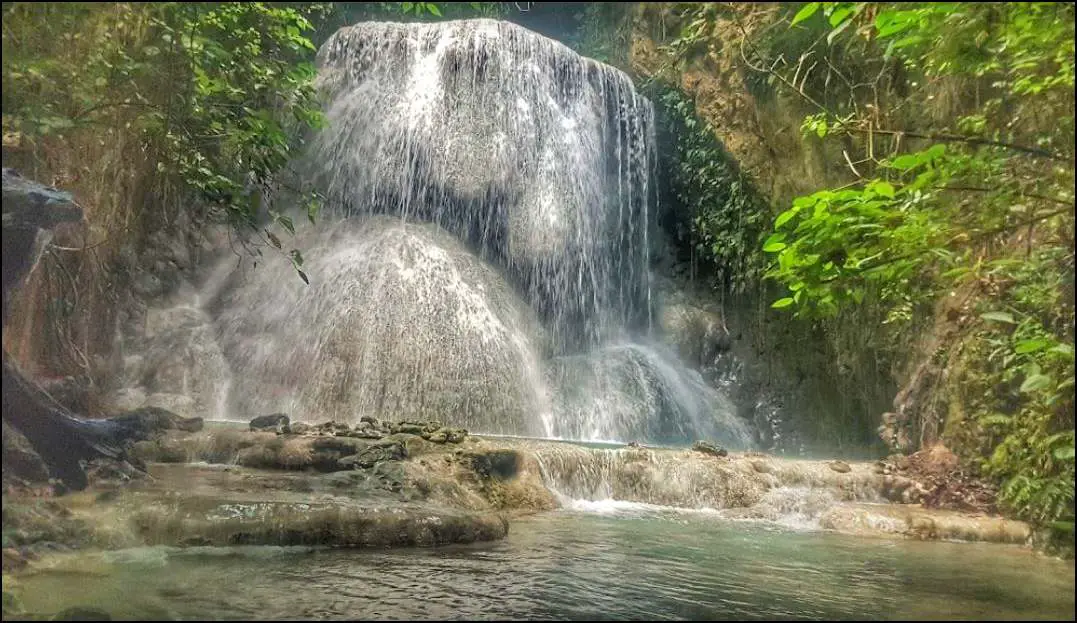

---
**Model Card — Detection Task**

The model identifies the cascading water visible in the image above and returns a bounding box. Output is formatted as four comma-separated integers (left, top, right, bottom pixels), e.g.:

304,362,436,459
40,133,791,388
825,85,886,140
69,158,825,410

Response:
313,19,655,350
112,18,754,447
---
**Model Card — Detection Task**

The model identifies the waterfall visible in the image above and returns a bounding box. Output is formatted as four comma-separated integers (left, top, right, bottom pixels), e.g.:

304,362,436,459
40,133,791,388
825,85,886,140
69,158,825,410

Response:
313,19,655,351
111,19,755,447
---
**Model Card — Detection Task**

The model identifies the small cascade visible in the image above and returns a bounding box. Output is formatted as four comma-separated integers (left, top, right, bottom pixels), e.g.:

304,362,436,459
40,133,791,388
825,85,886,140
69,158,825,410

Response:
531,444,768,510
529,441,886,527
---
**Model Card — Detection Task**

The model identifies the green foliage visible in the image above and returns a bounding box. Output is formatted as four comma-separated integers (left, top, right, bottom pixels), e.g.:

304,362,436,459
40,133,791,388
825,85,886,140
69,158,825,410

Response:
2,2,503,281
756,1,1075,548
962,247,1076,551
648,85,769,293
567,2,635,66
3,2,328,278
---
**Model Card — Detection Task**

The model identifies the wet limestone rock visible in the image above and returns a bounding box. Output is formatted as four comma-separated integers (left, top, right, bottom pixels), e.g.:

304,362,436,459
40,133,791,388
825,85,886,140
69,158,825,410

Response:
337,440,407,470
249,413,289,433
108,406,204,441
829,460,852,473
467,449,521,480
2,420,51,485
692,440,728,458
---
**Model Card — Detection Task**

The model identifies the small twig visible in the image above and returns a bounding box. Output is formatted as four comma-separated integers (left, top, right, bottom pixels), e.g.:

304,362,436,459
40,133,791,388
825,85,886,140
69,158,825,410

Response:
843,149,863,178
936,185,1075,207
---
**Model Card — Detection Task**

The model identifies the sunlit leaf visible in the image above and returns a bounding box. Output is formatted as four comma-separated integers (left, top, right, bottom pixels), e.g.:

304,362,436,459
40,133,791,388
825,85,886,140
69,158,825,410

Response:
1019,373,1051,393
791,2,821,27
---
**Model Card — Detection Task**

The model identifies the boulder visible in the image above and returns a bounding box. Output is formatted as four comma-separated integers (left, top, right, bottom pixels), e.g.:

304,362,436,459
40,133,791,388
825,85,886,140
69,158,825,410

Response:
829,460,852,474
249,413,289,433
108,406,204,440
2,419,51,484
692,440,728,458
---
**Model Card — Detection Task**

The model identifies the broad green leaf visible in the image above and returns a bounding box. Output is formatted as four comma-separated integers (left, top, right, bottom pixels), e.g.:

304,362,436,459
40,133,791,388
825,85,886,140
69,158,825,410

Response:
980,311,1017,324
771,297,795,309
1019,373,1051,393
828,6,855,27
875,12,913,38
763,233,787,252
790,2,821,26
870,180,896,198
1053,446,1075,461
774,208,799,229
1014,339,1048,354
889,153,922,170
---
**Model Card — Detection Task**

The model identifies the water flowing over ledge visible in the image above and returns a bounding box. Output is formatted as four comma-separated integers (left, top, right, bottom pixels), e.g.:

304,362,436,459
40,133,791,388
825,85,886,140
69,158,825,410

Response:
107,18,753,448
313,18,656,348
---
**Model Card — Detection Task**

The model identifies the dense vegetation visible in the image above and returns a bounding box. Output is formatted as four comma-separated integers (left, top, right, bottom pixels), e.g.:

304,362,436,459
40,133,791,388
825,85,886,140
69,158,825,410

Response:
1,2,499,279
654,2,1074,551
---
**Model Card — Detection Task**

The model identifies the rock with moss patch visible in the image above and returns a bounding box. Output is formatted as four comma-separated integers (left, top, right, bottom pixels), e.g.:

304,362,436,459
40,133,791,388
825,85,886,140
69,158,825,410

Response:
337,440,407,470
468,449,520,480
249,413,289,433
692,440,728,458
108,406,204,440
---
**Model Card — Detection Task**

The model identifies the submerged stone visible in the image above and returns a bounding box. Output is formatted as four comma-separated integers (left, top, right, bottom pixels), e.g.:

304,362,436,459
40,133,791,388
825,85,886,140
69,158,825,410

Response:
52,606,112,621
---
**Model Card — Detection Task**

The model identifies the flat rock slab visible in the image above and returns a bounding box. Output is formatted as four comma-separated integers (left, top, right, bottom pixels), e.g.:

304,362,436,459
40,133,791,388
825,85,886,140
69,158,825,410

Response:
61,463,510,550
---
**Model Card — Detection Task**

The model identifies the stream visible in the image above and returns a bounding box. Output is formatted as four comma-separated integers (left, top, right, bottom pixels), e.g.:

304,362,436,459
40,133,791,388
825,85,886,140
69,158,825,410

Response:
14,505,1075,621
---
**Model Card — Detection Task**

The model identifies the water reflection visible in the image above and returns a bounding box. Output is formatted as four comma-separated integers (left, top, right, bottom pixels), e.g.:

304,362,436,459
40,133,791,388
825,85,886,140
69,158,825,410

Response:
13,510,1075,621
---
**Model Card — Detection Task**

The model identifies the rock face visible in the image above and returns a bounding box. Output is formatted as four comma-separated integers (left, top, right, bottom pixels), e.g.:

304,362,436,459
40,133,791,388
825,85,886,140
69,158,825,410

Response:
111,305,232,420
2,169,134,491
1,168,83,321
131,418,475,473
213,216,551,436
2,420,50,485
